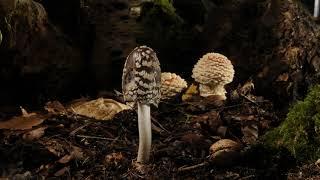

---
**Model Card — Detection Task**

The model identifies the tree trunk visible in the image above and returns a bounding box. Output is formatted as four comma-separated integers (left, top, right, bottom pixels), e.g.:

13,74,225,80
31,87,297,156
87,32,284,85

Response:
202,0,320,109
0,0,84,107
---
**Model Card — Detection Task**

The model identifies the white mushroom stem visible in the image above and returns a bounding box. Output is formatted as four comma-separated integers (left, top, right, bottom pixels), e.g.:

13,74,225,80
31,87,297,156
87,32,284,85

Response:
314,0,319,17
199,84,227,100
0,30,2,45
137,102,152,163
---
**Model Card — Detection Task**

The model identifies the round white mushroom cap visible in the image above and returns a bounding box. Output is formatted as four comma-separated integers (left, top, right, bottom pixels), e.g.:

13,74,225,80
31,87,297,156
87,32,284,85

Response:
192,53,234,98
192,53,234,85
161,72,187,99
122,46,161,106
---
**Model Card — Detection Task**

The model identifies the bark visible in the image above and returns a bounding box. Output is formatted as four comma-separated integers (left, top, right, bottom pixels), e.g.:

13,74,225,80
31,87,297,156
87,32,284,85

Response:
82,0,139,91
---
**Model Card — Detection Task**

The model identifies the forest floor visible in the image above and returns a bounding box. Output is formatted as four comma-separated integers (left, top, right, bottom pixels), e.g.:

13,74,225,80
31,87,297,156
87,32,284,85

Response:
0,84,320,179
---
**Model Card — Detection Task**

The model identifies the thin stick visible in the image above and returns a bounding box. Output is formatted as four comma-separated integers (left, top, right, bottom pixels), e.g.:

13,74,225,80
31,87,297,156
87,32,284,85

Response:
76,134,123,141
177,162,209,172
70,122,92,136
151,117,169,133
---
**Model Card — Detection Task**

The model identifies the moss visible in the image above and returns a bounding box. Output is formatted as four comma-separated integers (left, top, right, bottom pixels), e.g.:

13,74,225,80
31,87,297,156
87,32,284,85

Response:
137,0,202,77
149,0,183,23
263,85,320,162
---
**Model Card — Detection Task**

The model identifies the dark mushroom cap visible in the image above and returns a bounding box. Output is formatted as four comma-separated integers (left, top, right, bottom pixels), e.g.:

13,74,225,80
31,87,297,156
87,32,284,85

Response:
122,46,161,106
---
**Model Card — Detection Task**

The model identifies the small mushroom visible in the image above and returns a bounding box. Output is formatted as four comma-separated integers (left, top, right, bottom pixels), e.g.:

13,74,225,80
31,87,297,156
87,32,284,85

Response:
122,45,161,163
192,53,234,99
161,72,187,99
209,139,242,166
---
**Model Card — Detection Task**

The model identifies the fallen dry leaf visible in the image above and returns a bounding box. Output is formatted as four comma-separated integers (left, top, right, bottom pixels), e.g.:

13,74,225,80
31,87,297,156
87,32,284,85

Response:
182,83,199,101
239,79,254,96
231,115,256,121
241,124,259,144
68,98,130,120
43,139,66,157
0,107,47,130
276,73,289,82
23,126,47,141
58,154,73,164
192,111,222,133
54,166,70,177
57,145,84,164
104,152,125,166
44,101,67,115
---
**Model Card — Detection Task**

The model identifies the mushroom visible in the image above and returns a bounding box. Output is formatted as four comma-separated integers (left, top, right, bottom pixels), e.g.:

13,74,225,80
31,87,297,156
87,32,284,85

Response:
192,52,234,99
315,0,319,17
209,139,242,166
161,72,187,99
122,45,161,163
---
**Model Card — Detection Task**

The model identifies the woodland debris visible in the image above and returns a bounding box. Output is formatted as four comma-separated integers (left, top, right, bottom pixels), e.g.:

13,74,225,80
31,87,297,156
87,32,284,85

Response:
209,139,243,167
22,126,47,141
69,98,130,120
0,107,47,130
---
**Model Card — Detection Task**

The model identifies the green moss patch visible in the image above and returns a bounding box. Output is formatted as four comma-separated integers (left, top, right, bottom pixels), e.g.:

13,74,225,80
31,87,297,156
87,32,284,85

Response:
263,85,320,162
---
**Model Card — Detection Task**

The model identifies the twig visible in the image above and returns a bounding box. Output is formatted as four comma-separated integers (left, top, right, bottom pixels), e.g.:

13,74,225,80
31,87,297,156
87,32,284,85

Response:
242,95,259,106
70,122,92,136
151,117,170,133
177,162,209,172
76,134,123,142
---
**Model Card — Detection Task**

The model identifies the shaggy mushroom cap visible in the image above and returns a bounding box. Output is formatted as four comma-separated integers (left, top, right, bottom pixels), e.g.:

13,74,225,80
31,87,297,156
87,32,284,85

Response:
192,53,234,97
122,45,161,106
161,72,187,99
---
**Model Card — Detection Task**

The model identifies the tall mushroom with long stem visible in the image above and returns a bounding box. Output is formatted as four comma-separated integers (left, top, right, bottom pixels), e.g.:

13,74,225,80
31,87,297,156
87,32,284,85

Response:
122,45,161,163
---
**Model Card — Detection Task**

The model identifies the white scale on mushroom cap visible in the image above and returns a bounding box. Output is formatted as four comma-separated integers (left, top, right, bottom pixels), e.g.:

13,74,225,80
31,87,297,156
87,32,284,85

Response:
122,45,161,163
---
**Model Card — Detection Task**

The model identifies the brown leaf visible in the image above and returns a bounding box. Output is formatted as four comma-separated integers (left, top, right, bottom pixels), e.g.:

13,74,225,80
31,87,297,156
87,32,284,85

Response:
104,152,125,166
204,95,225,107
182,83,199,101
43,140,66,157
58,155,73,164
192,111,222,133
231,115,256,121
54,167,70,177
276,73,289,82
217,126,227,137
23,127,47,141
241,124,259,144
44,101,67,115
71,146,84,160
0,107,47,130
68,98,130,120
239,79,254,96
58,145,84,164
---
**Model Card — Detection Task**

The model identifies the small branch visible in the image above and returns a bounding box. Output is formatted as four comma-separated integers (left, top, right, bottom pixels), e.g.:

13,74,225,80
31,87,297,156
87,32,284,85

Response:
75,134,123,142
151,117,170,133
177,162,209,172
69,122,92,136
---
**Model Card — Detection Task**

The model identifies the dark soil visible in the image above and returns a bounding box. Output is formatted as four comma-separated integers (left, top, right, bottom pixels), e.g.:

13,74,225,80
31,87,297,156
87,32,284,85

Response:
1,91,315,179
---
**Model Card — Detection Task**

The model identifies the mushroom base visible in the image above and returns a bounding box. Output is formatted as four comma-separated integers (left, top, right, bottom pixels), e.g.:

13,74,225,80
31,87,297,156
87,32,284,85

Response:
199,84,227,99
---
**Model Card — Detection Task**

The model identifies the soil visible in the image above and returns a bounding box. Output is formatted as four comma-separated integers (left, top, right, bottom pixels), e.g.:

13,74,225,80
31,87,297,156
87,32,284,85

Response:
0,90,317,179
